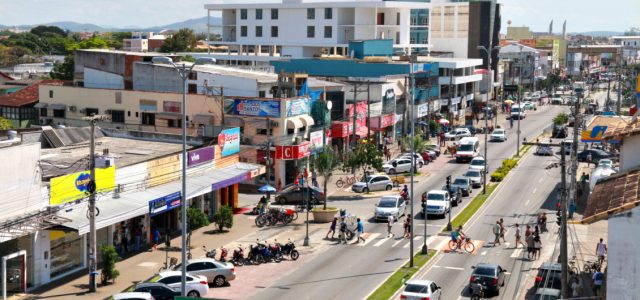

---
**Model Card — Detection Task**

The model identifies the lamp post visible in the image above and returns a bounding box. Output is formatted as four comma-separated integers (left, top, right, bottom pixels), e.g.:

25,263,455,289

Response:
517,45,524,157
477,45,501,194
151,56,215,296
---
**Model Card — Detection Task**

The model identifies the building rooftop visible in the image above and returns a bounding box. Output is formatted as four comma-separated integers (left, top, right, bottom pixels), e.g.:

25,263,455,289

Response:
40,136,185,180
582,166,640,224
0,80,65,107
205,0,430,10
76,48,178,57
603,117,638,140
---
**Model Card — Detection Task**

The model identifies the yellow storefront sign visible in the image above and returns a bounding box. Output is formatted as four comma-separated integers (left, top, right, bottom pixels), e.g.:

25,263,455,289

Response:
49,166,116,205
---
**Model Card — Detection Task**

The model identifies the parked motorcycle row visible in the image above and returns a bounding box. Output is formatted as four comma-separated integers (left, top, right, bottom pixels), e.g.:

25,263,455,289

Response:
202,238,300,267
255,207,298,228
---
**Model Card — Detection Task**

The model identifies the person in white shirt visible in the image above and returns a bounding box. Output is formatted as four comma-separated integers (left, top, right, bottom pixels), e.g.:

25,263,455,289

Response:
596,238,607,266
387,215,395,237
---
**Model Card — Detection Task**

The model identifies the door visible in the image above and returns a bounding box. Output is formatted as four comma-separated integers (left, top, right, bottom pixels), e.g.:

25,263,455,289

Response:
370,177,383,191
377,13,385,25
397,199,405,216
186,262,206,280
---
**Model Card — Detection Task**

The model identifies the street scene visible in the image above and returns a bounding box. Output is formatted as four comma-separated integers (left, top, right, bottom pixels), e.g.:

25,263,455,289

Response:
0,0,639,300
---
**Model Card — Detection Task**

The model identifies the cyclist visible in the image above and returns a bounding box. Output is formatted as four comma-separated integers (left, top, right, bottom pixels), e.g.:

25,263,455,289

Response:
401,185,409,200
451,225,466,251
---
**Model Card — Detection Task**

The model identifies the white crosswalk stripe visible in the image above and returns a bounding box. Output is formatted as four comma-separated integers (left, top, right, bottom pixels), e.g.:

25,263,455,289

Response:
510,248,523,258
373,235,392,247
391,239,405,248
357,233,380,247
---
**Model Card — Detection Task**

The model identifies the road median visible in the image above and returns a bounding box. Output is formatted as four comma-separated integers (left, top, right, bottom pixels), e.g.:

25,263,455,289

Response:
366,250,436,300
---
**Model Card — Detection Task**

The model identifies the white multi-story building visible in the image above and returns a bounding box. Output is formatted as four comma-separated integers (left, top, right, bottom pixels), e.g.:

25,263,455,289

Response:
204,0,430,63
611,36,640,63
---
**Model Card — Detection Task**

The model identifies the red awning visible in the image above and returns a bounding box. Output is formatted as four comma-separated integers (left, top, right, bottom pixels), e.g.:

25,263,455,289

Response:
355,126,369,137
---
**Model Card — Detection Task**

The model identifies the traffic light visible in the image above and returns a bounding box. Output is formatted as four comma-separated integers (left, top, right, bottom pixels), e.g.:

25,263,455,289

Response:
556,210,562,226
446,175,451,191
421,192,427,209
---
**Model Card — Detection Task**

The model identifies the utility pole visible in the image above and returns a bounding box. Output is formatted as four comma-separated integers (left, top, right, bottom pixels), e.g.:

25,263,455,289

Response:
352,81,358,157
560,141,569,299
367,81,371,139
606,76,611,109
616,60,622,114
403,76,409,136
409,62,416,267
448,70,454,127
266,117,272,187
204,82,224,127
517,47,524,157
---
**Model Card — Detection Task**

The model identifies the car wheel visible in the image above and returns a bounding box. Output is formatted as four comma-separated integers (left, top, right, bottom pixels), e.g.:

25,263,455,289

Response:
213,275,227,287
187,290,200,297
278,197,287,205
393,180,400,187
419,162,424,168
389,168,396,175
363,187,369,193
385,185,392,191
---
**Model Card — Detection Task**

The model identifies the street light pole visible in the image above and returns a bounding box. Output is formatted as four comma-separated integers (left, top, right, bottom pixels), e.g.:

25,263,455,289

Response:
477,45,501,194
517,45,524,157
409,60,416,267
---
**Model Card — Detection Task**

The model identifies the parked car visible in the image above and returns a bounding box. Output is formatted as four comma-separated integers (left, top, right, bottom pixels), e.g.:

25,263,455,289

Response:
552,125,567,138
111,292,154,300
450,177,472,197
523,101,537,110
463,169,483,188
577,149,613,163
490,129,507,142
421,149,437,162
469,156,486,173
174,258,236,287
444,128,472,140
422,190,451,218
532,288,561,300
275,185,325,205
148,271,209,297
400,280,442,300
535,144,553,156
383,158,414,175
534,263,561,290
132,282,178,300
374,195,406,222
597,158,614,169
562,139,573,155
352,175,393,193
550,94,563,105
399,153,425,168
443,185,462,206
426,144,441,157
469,263,507,296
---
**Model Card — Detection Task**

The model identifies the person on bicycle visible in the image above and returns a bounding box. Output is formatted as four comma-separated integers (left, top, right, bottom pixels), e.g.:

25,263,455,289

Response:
451,225,466,251
401,185,409,200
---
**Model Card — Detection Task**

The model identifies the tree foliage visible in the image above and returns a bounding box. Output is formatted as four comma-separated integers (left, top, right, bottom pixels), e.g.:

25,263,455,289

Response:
401,128,430,154
315,146,336,209
212,206,234,232
30,25,67,37
100,245,120,283
0,117,12,130
553,112,569,126
343,142,384,179
160,28,197,53
50,55,74,80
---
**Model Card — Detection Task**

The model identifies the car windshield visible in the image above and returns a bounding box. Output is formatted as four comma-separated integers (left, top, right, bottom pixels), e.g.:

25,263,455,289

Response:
473,267,496,276
427,193,445,201
453,179,467,185
471,159,484,165
512,107,521,113
458,144,474,151
404,284,428,293
493,130,504,135
378,200,397,208
465,171,481,177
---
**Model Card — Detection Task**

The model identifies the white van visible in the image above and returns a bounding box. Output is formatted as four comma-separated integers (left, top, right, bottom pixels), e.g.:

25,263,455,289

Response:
456,137,480,163
510,104,526,120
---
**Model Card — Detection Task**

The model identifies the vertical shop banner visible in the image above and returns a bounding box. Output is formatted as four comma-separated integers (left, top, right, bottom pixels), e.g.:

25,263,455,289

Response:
309,130,324,150
49,166,116,205
286,97,310,117
149,192,182,216
187,146,215,166
218,127,240,157
232,99,281,117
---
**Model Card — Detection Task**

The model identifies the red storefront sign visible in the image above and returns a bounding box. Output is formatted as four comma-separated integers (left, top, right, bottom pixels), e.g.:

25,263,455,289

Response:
332,121,353,138
370,114,395,130
275,142,311,160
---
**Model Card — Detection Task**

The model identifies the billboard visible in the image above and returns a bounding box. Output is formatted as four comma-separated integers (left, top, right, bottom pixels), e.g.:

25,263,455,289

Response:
188,146,215,167
581,125,608,143
218,127,240,157
230,99,281,117
49,166,116,206
286,97,310,117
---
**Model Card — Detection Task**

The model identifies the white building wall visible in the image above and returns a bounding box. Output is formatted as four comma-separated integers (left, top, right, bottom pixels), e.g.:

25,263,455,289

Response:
84,67,125,90
115,162,148,194
31,231,51,287
0,143,43,225
620,135,640,173
191,71,261,97
607,205,640,299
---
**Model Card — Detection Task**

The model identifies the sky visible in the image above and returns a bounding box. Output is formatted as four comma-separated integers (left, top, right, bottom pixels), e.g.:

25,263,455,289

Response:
0,0,637,33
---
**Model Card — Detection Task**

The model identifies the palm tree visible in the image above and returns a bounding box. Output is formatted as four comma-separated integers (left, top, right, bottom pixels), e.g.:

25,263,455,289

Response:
315,146,336,210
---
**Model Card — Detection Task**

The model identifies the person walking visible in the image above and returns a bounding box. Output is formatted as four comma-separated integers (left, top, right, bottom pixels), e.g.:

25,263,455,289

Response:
596,238,607,266
326,217,337,239
526,231,535,260
587,152,593,167
152,227,160,251
533,235,542,260
514,223,525,249
123,226,130,254
592,267,604,298
338,217,348,244
493,220,502,246
509,117,514,129
311,169,318,187
499,218,507,243
355,218,366,244
387,215,395,237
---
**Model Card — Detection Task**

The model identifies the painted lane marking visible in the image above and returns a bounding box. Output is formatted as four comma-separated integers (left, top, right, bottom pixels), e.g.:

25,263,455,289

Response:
480,251,487,256
532,188,537,194
358,233,380,247
525,199,530,206
444,266,465,271
510,248,523,258
373,236,390,247
391,239,404,248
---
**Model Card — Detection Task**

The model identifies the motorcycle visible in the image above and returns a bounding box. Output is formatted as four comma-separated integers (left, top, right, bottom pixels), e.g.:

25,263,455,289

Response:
469,279,484,300
277,238,300,261
202,246,216,259
230,245,245,266
219,246,229,263
264,241,283,263
247,240,267,265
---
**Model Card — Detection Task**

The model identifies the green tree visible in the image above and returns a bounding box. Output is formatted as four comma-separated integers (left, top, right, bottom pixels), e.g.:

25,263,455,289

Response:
0,117,12,130
212,206,234,232
553,112,569,126
160,28,197,52
100,245,120,284
343,143,383,192
315,146,336,210
401,128,429,155
30,25,66,37
186,208,210,248
182,54,196,62
50,55,74,80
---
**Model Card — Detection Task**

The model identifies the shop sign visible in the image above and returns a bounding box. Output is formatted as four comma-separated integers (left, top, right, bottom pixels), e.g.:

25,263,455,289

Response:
49,166,115,206
581,125,608,143
218,127,240,157
187,146,215,166
139,99,157,111
149,192,182,217
310,130,324,150
331,121,353,138
286,97,310,117
415,103,429,118
411,63,432,74
371,114,395,129
163,101,181,113
275,142,311,160
231,99,281,117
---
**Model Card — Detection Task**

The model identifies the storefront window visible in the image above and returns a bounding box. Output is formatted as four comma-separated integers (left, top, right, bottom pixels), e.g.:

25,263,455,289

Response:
49,231,83,278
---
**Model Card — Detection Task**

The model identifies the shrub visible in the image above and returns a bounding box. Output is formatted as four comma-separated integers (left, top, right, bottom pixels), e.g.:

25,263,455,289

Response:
491,170,505,182
100,245,120,283
501,158,518,171
213,206,234,232
187,208,210,231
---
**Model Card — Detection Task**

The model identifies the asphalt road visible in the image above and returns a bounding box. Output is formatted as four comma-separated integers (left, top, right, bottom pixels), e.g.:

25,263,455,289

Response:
250,102,570,300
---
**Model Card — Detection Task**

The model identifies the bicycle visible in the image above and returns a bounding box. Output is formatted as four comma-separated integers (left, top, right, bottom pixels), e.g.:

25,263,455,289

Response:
568,257,580,275
335,174,357,189
583,260,600,274
158,257,178,272
448,237,475,253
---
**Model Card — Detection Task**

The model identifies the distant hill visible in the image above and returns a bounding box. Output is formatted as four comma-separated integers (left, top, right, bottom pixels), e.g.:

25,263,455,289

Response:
0,16,221,33
572,31,624,37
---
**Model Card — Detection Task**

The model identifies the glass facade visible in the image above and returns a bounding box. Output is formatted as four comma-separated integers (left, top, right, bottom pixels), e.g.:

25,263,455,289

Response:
49,230,83,279
410,9,429,45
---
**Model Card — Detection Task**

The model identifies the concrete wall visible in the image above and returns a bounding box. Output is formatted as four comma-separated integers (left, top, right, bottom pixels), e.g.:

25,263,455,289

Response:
133,63,183,93
607,206,640,299
192,71,265,97
431,37,469,58
0,142,44,223
84,67,125,90
620,135,640,172
74,50,125,82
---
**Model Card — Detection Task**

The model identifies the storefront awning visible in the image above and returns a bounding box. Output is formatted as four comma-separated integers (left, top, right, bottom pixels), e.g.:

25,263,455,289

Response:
57,162,264,235
33,103,48,108
156,112,182,120
287,118,304,129
300,115,315,127
356,126,369,137
50,104,67,110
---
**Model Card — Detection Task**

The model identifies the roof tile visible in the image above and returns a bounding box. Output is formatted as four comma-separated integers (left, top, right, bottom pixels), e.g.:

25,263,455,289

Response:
583,167,640,223
0,80,65,107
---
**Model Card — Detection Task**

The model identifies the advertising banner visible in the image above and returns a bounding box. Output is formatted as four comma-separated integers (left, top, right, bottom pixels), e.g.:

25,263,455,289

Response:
218,127,240,157
231,99,281,117
581,125,608,143
149,192,181,217
187,146,215,167
275,142,312,160
49,166,116,206
415,103,429,118
310,130,324,150
286,97,310,117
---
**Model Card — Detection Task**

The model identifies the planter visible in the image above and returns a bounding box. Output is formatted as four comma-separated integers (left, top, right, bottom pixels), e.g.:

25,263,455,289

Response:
311,207,339,223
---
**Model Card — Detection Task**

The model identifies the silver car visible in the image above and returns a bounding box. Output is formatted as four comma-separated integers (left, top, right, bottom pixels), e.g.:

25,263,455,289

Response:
177,258,236,287
374,195,406,221
463,169,483,188
352,175,393,193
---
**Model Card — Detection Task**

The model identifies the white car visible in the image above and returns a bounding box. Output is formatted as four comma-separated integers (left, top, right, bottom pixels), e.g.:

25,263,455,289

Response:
423,190,451,218
352,175,393,193
374,195,406,222
463,169,483,188
383,158,413,175
490,129,507,142
399,153,425,168
180,258,236,287
111,292,154,300
401,280,442,300
469,157,486,173
444,128,472,141
597,159,614,170
150,271,209,298
510,104,526,120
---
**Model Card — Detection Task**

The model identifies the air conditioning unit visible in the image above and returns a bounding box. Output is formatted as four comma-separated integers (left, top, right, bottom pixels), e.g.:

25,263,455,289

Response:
78,108,86,114
95,155,115,168
68,106,77,112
